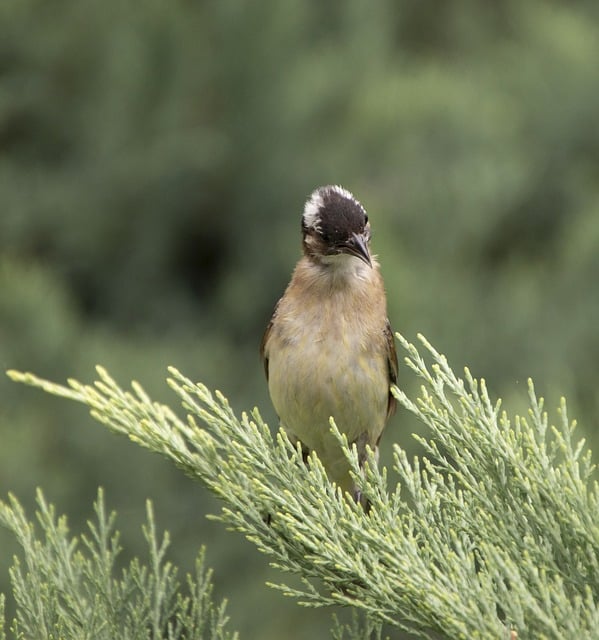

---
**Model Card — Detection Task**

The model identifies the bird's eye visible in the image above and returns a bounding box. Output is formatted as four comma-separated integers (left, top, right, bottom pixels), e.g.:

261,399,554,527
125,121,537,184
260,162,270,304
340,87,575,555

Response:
364,214,369,224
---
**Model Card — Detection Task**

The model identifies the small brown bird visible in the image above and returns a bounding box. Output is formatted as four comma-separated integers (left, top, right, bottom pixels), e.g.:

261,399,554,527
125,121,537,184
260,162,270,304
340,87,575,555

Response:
261,185,397,503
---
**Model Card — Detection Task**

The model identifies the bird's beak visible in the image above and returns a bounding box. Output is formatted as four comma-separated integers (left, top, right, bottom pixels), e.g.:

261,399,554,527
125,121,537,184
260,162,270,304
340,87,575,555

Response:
343,233,372,267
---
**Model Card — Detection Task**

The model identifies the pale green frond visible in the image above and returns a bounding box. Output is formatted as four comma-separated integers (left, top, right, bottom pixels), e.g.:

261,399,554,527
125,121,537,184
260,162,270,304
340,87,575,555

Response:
7,333,599,638
0,490,237,640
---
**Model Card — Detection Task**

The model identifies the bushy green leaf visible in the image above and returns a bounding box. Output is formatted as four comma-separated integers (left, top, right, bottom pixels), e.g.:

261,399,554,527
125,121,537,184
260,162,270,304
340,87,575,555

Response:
0,489,237,640
8,334,599,638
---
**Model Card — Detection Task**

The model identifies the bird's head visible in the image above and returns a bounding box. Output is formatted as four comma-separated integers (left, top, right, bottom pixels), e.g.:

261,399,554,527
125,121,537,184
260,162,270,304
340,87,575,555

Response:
301,185,372,267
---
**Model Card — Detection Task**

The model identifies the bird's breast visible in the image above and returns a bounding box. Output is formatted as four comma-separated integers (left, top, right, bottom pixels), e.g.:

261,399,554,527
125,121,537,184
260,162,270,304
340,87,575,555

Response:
266,284,389,466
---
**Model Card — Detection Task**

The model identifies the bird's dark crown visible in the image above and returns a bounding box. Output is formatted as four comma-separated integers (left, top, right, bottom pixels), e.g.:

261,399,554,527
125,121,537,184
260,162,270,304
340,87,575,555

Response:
302,185,369,244
301,185,372,266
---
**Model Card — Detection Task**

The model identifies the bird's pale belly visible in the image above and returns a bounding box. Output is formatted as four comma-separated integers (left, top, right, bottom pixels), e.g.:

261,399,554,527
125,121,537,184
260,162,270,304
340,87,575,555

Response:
267,334,388,487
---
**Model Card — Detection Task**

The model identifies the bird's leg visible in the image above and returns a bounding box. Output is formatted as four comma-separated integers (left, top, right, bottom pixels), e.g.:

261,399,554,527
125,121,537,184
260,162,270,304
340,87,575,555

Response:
300,443,310,465
351,431,377,511
288,432,311,464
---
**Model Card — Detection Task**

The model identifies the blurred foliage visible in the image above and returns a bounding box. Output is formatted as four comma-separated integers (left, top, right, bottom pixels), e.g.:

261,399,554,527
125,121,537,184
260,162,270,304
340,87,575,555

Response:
1,1,598,638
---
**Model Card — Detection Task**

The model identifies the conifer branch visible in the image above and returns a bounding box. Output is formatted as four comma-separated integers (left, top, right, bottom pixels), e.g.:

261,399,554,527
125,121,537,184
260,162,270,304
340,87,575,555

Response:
7,333,599,638
0,489,237,640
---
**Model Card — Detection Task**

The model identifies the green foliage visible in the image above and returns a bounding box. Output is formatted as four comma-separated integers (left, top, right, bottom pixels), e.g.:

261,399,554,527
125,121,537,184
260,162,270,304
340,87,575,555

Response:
8,334,599,638
0,488,237,640
331,612,386,640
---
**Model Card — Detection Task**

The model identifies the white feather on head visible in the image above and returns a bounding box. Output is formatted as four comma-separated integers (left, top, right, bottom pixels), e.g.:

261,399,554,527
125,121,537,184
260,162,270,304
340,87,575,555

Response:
302,185,360,233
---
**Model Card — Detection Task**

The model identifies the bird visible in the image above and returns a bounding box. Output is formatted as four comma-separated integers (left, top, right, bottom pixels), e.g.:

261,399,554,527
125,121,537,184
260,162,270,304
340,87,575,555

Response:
260,185,397,505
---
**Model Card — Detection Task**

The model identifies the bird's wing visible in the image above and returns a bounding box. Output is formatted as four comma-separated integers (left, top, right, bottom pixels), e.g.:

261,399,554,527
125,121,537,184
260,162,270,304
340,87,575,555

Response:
385,319,398,418
260,300,281,381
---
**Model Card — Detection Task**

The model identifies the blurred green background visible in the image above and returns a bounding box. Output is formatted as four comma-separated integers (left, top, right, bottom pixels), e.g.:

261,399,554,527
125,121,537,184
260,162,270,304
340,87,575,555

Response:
1,1,599,637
